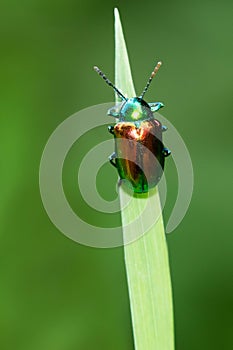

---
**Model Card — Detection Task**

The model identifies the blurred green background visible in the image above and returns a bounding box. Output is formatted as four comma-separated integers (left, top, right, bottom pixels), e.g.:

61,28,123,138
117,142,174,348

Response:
1,0,233,349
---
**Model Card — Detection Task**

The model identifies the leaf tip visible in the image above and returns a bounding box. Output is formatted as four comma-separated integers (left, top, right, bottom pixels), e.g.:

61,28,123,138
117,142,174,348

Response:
114,7,119,19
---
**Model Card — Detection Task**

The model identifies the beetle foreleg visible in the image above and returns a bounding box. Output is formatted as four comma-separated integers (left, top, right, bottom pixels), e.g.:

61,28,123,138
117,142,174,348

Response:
162,148,171,157
149,102,164,112
108,125,115,135
107,105,120,117
109,152,117,167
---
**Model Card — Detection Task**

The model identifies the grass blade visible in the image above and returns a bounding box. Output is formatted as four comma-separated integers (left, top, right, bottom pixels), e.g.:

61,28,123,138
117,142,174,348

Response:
114,8,175,350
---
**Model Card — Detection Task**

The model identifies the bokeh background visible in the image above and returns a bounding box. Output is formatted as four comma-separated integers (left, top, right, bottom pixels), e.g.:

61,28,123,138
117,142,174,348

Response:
1,0,233,349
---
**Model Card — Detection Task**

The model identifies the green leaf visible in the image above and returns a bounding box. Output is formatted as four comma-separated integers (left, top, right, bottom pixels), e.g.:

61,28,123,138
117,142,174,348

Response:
114,8,175,350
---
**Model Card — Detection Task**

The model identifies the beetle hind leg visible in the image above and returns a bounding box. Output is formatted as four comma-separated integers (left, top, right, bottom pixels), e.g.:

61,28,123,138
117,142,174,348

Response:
109,152,117,168
162,148,171,157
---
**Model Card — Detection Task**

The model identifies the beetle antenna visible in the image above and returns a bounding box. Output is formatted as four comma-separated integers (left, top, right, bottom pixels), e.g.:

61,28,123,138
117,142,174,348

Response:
140,61,162,99
93,66,127,101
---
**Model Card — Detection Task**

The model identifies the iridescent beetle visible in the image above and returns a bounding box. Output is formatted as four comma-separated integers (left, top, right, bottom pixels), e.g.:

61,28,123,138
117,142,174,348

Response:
94,62,171,193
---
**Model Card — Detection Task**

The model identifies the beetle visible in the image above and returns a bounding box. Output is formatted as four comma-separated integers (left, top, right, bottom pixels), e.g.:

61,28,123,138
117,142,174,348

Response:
94,61,171,193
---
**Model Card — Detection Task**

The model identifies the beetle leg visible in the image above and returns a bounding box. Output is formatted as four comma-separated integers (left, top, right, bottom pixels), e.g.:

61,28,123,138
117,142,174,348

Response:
108,125,115,135
107,105,121,117
149,102,164,112
162,125,168,132
162,148,171,157
109,152,117,168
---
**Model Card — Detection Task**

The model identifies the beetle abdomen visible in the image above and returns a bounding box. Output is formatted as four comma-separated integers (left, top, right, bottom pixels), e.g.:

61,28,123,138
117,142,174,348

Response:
114,119,165,193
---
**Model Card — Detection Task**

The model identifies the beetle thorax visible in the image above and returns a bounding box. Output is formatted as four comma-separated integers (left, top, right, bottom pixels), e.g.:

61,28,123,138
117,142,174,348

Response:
120,97,153,122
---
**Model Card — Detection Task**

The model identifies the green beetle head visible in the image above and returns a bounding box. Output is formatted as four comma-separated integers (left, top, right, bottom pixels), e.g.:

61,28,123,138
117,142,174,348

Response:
94,61,163,121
